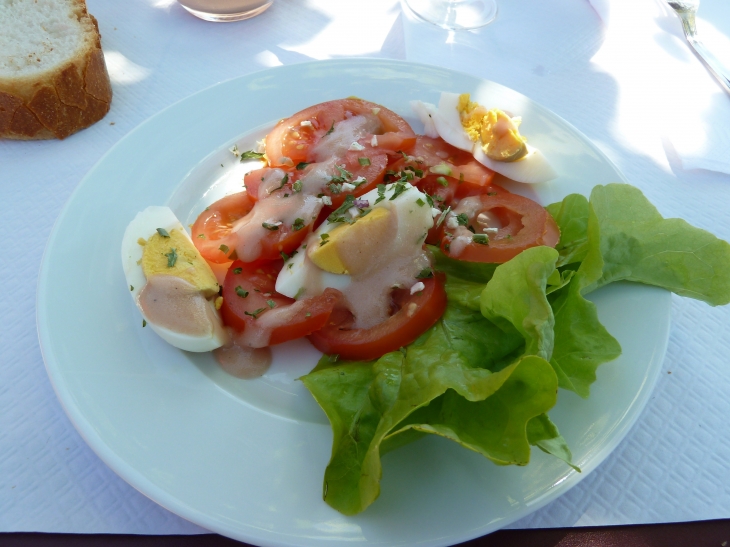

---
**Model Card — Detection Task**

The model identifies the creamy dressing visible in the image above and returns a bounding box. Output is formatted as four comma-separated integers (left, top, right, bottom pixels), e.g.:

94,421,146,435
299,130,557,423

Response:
138,275,217,336
308,115,381,162
214,341,272,379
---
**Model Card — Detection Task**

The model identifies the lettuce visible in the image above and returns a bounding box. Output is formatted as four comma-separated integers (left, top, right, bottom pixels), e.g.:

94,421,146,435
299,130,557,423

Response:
301,183,730,514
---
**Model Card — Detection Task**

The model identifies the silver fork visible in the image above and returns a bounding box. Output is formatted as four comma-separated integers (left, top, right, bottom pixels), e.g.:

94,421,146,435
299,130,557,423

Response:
666,0,730,95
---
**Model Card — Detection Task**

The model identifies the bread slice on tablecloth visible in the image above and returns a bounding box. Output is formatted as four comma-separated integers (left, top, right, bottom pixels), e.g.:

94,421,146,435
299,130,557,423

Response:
0,0,113,140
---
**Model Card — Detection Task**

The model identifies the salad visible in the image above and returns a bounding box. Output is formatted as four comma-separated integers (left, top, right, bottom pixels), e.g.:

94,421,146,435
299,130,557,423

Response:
121,94,730,516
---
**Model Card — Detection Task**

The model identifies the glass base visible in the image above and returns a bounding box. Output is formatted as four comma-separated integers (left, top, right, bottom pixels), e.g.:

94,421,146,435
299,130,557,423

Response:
404,0,497,30
178,1,272,22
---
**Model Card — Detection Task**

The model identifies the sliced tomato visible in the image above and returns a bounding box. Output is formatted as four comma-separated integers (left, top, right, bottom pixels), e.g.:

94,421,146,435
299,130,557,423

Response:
389,136,495,187
320,148,389,209
221,260,341,345
192,192,255,264
265,98,416,168
307,274,448,361
438,193,560,264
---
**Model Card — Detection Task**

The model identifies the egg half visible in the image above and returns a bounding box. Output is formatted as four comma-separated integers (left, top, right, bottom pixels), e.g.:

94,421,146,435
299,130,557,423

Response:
121,206,228,352
411,92,557,184
275,181,434,329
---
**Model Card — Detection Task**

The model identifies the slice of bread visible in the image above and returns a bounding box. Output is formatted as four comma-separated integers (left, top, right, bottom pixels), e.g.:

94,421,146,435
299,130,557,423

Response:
0,0,113,140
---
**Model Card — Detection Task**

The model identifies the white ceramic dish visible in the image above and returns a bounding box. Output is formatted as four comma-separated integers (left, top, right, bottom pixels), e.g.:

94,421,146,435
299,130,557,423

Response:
37,59,670,547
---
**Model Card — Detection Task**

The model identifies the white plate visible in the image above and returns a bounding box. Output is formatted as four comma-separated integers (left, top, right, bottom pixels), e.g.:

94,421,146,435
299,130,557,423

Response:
37,59,670,547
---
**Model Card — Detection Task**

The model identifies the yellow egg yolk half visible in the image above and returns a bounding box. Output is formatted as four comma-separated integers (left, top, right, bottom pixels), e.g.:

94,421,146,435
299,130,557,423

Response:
457,93,528,162
141,229,220,298
308,207,393,275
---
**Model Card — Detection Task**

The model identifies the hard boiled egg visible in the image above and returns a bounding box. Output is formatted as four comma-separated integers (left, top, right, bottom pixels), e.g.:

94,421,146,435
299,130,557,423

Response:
121,206,228,352
412,92,557,184
275,181,434,329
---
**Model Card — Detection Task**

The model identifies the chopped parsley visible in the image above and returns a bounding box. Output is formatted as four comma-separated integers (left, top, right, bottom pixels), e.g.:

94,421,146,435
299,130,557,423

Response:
292,180,303,193
327,194,356,223
456,213,469,226
233,267,242,274
320,233,330,246
262,222,280,231
197,233,205,239
325,121,335,135
296,162,310,170
271,174,289,192
416,268,434,279
244,308,266,319
266,299,276,309
436,176,449,187
389,181,409,201
416,198,425,207
130,285,134,291
240,150,265,161
473,234,490,245
156,228,170,238
235,286,249,298
219,244,230,254
165,248,178,268
374,184,386,205
292,218,305,231
142,319,147,327
358,157,371,166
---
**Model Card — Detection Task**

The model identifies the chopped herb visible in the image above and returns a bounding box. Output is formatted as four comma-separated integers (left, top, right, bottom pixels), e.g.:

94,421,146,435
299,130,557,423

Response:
456,213,468,226
305,312,311,317
262,222,280,231
296,161,310,170
165,248,178,268
416,268,434,279
235,286,249,298
425,193,434,208
219,244,230,254
142,319,147,327
284,193,289,198
280,251,290,261
436,176,449,187
336,165,353,180
435,206,452,229
266,299,276,309
327,194,356,223
459,172,465,183
320,233,330,246
197,233,205,239
240,150,265,161
487,191,498,196
328,182,342,194
375,184,386,204
433,195,444,202
130,285,134,291
358,157,371,166
292,218,305,231
156,228,170,237
325,121,335,135
399,150,409,160
390,181,409,201
467,225,476,234
233,267,242,274
271,174,289,192
473,234,490,245
292,180,303,193
244,307,266,319
416,198,425,207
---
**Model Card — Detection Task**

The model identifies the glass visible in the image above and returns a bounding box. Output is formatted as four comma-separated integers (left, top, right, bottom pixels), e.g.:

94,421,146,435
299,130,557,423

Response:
176,0,272,22
404,0,497,30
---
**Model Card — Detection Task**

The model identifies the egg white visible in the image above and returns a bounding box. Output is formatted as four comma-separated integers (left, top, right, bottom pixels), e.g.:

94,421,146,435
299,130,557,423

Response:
412,93,557,184
121,206,227,352
275,182,433,300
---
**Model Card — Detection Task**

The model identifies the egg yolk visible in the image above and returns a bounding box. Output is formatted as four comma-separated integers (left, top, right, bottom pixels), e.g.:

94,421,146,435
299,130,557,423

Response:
308,207,393,275
141,229,219,298
457,93,528,162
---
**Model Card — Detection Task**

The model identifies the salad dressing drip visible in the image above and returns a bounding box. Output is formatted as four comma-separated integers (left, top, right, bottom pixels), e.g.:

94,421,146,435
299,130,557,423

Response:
309,115,381,162
213,340,272,379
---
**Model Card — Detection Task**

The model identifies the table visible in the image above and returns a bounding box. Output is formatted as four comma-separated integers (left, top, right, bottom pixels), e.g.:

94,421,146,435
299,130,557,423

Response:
2,0,730,543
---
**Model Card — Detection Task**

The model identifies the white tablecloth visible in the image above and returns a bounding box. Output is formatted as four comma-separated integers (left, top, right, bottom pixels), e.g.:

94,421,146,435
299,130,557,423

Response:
3,0,730,537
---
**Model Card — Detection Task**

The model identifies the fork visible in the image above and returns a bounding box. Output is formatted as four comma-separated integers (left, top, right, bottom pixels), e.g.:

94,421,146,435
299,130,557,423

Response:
666,0,730,95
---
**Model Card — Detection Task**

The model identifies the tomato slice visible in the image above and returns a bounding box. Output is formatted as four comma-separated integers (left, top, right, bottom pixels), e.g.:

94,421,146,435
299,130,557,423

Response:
307,274,448,361
438,193,560,263
265,98,416,168
221,260,341,345
320,148,388,209
192,192,255,264
389,136,495,187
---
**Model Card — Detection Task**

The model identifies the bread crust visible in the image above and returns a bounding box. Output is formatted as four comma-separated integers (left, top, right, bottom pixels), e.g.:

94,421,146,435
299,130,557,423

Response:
0,4,113,140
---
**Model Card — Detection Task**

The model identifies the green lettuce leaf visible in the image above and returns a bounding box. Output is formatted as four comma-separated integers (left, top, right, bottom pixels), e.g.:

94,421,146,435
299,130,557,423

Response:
527,413,580,472
546,193,590,267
